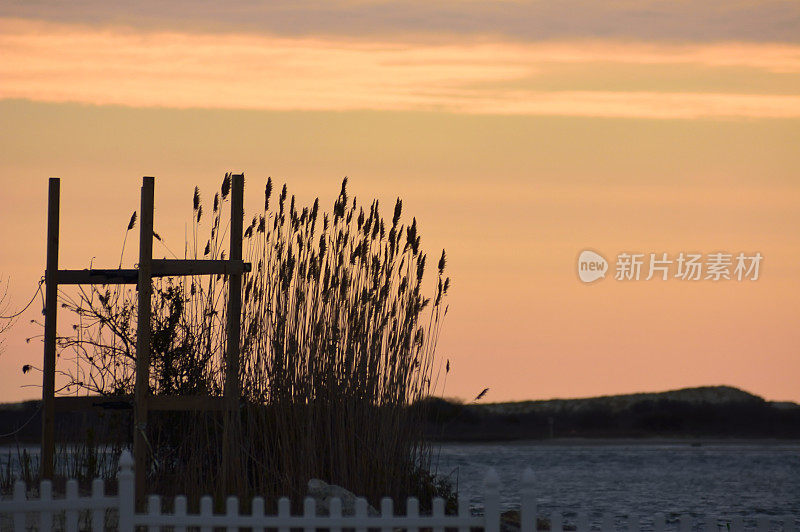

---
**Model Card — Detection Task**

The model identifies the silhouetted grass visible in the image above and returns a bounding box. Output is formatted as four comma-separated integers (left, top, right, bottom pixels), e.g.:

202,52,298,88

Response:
49,175,451,508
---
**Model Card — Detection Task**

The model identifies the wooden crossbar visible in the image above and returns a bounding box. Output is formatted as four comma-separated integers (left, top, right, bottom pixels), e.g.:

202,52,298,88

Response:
149,396,227,411
56,259,251,285
54,395,227,412
54,396,132,412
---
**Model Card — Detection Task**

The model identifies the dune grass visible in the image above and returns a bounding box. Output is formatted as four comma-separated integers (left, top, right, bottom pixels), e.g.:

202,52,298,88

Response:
46,175,451,508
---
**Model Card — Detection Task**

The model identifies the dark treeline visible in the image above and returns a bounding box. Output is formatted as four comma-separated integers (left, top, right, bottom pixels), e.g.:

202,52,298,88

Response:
0,401,130,444
3,386,800,445
419,386,800,441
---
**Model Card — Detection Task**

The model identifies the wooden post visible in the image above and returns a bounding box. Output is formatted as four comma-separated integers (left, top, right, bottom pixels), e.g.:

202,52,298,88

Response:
222,173,244,494
134,176,154,505
225,173,243,407
41,177,60,480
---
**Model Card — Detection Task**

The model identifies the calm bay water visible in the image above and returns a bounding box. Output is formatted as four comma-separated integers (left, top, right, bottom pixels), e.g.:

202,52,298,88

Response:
3,441,798,523
430,441,800,520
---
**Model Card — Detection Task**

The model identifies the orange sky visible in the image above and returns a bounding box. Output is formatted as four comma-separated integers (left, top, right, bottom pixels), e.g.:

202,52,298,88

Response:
0,3,798,403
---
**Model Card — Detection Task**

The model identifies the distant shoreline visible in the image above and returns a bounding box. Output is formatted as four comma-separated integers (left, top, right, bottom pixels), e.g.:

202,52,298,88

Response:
4,437,800,451
421,385,800,442
3,385,800,445
433,437,800,446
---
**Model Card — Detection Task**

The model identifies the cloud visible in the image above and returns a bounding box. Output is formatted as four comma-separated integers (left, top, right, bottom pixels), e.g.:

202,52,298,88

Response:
2,18,799,118
0,0,799,43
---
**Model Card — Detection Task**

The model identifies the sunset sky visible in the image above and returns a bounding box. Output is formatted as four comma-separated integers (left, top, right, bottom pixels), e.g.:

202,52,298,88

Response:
1,1,798,403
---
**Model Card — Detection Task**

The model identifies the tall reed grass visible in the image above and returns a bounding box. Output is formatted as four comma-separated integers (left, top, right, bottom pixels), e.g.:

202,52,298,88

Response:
54,175,451,508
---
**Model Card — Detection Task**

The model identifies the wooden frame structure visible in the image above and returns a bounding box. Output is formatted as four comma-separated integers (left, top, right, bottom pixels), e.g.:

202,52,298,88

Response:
41,175,249,503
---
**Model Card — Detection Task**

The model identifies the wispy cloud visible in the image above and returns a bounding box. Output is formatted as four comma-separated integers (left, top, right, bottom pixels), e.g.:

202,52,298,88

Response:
2,18,799,118
1,0,798,43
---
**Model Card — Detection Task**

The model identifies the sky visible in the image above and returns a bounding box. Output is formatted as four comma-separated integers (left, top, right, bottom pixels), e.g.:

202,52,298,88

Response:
0,1,798,404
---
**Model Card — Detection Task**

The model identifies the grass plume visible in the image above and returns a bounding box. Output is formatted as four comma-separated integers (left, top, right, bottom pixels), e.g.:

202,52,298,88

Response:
50,175,452,508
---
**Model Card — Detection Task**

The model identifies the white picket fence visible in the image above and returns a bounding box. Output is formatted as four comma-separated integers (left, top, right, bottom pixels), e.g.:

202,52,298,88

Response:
1,450,797,532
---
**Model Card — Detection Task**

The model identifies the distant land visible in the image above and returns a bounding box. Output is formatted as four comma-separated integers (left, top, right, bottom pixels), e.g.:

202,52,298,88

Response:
1,386,799,444
420,386,800,441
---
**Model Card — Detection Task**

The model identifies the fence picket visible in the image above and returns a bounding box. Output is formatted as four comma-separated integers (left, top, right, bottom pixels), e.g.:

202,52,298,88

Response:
225,496,239,532
407,496,420,532
381,497,393,532
174,495,187,532
304,496,317,532
148,494,161,532
330,496,343,532
521,468,536,532
65,479,79,532
483,468,501,532
577,510,590,532
432,497,445,532
40,479,53,532
628,514,640,532
277,496,291,532
601,512,613,532
118,450,135,532
757,516,770,532
458,494,471,532
91,478,105,532
355,497,368,532
251,496,265,532
731,516,744,532
679,513,692,532
199,495,213,532
785,515,797,532
551,511,562,532
12,479,25,532
653,512,665,532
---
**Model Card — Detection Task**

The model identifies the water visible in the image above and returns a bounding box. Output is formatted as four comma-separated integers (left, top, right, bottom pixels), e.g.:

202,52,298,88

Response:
3,441,798,521
430,441,800,520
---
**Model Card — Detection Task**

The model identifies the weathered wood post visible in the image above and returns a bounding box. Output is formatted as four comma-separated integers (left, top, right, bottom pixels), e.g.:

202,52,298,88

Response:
134,176,155,505
222,173,244,493
225,173,243,409
41,177,60,480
